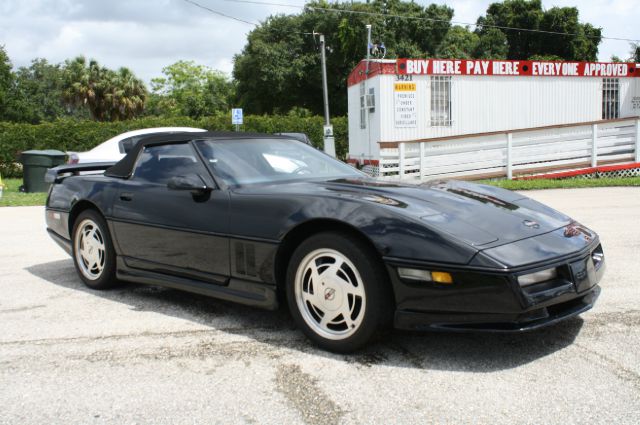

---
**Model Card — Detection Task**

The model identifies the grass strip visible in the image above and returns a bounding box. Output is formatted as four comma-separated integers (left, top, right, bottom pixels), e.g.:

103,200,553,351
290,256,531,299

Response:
478,176,640,190
0,178,48,207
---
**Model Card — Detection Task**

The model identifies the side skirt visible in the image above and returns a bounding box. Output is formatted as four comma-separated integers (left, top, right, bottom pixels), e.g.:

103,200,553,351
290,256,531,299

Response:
115,257,279,311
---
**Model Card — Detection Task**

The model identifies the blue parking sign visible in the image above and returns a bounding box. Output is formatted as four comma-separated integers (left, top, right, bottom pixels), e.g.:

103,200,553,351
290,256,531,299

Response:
232,108,243,125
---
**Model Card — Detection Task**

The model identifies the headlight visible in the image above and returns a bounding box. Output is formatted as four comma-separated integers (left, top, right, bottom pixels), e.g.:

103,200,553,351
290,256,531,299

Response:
592,245,604,270
398,268,453,284
517,268,557,287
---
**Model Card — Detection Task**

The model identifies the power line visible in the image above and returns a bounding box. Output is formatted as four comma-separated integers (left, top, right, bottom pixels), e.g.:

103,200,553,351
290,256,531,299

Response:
182,0,258,26
181,0,318,35
213,0,640,43
311,6,640,42
182,0,316,36
221,0,299,7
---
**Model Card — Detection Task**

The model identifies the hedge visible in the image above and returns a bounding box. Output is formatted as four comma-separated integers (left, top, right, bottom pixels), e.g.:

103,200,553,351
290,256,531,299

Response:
0,115,348,178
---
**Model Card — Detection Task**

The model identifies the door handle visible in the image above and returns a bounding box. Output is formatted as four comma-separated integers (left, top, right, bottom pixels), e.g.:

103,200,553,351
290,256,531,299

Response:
119,192,133,201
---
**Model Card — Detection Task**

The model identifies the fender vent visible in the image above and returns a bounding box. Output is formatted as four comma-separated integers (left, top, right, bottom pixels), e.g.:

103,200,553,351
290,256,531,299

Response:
234,242,256,277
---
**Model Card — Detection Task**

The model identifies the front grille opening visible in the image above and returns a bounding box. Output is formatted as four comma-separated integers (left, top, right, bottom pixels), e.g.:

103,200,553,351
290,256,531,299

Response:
520,265,571,295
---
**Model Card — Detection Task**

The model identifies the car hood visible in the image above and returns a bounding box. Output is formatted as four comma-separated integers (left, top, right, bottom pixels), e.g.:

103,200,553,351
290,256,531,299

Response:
235,178,572,249
327,178,572,247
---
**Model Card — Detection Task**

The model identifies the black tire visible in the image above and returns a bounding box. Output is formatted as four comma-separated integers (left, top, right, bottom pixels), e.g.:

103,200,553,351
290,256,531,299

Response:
71,209,119,290
286,232,392,353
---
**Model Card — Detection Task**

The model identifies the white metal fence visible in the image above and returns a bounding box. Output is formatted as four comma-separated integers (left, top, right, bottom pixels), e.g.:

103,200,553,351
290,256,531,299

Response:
378,117,640,181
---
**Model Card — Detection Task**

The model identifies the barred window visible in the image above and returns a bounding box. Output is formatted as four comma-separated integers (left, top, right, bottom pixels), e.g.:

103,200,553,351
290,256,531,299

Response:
359,83,366,129
602,78,619,120
430,76,452,127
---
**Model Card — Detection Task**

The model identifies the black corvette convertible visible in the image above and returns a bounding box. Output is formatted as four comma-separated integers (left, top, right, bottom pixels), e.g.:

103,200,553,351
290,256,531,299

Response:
45,132,604,352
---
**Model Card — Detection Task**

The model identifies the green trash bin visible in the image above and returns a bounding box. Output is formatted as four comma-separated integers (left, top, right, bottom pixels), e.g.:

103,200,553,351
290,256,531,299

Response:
20,150,67,193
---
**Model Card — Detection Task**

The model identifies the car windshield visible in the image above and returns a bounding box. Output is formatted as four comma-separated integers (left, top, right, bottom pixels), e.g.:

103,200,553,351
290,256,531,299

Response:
195,138,364,186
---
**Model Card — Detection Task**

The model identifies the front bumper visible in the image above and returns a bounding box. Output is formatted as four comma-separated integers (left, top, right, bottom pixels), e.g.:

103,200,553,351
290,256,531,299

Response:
394,285,599,332
387,242,605,332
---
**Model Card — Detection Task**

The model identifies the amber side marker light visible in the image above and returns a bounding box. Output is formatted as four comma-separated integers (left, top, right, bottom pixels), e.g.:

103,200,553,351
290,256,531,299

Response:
431,271,454,284
397,268,453,284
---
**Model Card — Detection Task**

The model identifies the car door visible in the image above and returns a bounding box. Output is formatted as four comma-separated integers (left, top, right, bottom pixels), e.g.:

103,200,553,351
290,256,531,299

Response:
110,142,230,284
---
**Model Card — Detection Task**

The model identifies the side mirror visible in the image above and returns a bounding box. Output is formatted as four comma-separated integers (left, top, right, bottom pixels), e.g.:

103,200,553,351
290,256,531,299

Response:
167,174,211,192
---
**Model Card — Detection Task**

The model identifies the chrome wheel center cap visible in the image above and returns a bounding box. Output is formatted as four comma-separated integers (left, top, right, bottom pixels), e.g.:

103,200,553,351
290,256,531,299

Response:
321,283,342,311
324,287,336,301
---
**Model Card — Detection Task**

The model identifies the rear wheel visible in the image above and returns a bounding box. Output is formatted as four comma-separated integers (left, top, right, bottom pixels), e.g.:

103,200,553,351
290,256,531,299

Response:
286,232,391,352
71,209,118,290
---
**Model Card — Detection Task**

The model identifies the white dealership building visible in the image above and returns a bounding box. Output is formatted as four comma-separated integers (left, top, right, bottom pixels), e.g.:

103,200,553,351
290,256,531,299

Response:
346,58,640,179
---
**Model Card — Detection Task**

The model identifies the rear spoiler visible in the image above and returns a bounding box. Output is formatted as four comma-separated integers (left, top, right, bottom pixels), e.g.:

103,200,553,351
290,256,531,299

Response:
45,162,117,183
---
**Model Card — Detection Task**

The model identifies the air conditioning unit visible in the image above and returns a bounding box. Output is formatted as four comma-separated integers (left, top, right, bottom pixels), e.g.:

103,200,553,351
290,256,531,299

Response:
366,89,375,112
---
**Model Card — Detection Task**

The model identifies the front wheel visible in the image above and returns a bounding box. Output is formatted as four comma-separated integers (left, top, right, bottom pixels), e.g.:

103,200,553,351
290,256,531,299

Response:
71,209,119,290
286,232,391,352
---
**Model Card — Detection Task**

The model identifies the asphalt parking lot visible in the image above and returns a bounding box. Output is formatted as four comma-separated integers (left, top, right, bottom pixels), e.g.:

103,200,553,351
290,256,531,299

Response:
1,187,639,424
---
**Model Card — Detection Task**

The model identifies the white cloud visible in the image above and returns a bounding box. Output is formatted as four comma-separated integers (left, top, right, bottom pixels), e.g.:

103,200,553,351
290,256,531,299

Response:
0,0,637,86
0,0,267,81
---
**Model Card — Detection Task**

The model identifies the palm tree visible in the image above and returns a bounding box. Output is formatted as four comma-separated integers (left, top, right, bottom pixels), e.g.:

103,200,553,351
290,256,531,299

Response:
62,56,146,121
107,67,146,120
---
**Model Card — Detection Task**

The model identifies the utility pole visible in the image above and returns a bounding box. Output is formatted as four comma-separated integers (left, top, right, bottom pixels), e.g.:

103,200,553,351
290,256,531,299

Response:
319,34,335,157
365,24,372,160
366,24,372,75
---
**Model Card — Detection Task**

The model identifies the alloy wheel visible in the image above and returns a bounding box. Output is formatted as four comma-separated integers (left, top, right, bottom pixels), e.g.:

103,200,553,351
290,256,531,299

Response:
74,218,106,281
294,248,367,340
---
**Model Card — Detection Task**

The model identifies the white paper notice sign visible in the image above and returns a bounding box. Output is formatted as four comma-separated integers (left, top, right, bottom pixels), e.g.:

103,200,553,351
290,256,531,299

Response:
394,82,417,128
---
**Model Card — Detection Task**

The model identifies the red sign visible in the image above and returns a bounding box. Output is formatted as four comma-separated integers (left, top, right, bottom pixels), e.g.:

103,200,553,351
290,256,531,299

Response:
396,59,640,78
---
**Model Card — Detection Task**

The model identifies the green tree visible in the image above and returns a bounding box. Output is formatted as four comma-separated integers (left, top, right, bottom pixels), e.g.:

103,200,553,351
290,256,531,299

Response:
233,14,314,115
62,56,147,121
476,0,544,60
476,0,601,61
432,25,508,60
6,59,83,123
233,0,454,115
434,25,509,60
563,22,601,61
473,27,509,59
107,67,147,120
631,43,640,62
528,54,564,61
0,46,14,121
149,60,234,118
436,26,479,59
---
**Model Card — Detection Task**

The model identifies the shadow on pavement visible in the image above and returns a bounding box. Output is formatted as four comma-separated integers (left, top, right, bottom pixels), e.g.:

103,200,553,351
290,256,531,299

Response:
26,259,584,372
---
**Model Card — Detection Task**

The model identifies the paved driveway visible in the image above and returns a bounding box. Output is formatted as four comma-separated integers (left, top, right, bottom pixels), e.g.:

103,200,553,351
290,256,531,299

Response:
1,187,639,424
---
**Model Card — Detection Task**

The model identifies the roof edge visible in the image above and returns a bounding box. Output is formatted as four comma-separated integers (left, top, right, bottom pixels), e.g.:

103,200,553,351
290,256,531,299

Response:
347,58,640,87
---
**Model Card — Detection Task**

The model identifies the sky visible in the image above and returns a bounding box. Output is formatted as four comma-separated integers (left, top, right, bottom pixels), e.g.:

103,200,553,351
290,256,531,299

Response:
0,0,637,83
